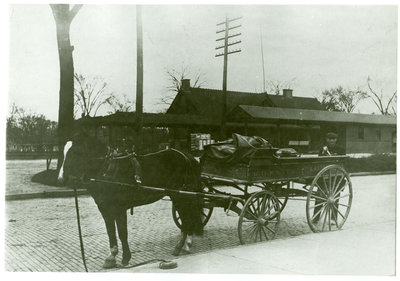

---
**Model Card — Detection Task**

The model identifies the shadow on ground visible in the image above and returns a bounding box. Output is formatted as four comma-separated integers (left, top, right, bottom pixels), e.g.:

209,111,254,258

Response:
31,169,60,187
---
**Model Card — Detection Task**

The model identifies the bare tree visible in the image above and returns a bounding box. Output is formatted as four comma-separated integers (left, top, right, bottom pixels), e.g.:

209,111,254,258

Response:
74,73,113,117
367,77,397,115
264,79,295,95
160,65,206,105
318,86,367,113
50,4,83,168
107,93,135,113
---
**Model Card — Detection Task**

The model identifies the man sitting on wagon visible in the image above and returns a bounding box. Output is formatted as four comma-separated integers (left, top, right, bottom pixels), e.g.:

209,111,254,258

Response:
319,132,345,156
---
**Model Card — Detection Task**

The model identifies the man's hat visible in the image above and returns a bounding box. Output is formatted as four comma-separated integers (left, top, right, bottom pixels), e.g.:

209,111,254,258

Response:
326,132,338,138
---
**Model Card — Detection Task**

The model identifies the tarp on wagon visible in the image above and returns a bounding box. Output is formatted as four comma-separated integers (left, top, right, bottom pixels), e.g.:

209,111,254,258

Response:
201,134,273,164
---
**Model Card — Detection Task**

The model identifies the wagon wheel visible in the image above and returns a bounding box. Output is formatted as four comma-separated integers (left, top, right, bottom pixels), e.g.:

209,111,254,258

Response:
238,190,280,245
172,184,214,229
262,182,290,215
306,164,352,233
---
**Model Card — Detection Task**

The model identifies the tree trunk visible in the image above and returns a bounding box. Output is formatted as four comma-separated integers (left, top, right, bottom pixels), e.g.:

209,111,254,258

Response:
56,21,74,169
50,4,82,169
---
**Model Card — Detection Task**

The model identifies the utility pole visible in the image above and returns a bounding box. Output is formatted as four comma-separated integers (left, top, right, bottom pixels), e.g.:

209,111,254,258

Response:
260,26,266,93
215,16,242,140
135,5,143,153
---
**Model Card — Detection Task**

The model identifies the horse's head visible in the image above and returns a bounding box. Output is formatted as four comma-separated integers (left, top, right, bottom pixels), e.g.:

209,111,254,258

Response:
57,134,107,186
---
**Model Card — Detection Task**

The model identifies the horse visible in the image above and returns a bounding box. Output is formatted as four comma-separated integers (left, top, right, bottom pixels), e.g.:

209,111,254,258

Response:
57,134,204,268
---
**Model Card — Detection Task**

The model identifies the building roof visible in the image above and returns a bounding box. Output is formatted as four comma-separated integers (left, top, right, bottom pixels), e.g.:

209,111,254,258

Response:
167,87,324,119
229,105,397,126
77,111,218,127
266,95,325,110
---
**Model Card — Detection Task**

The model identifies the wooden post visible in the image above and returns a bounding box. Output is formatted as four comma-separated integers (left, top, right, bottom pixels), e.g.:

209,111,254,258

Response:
135,5,143,153
220,16,229,140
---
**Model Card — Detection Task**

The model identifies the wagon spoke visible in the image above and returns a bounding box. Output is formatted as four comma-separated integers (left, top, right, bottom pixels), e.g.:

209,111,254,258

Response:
259,228,263,242
337,202,349,208
252,225,260,241
261,226,269,241
321,205,328,231
334,193,350,200
249,200,258,215
322,175,329,195
310,193,327,201
260,196,269,215
246,210,258,220
313,183,328,198
331,169,338,193
260,195,268,214
311,203,326,222
245,223,258,239
333,184,347,198
332,175,345,195
331,204,346,219
242,219,258,223
266,211,280,220
308,201,325,210
328,206,331,231
265,225,276,235
331,208,339,228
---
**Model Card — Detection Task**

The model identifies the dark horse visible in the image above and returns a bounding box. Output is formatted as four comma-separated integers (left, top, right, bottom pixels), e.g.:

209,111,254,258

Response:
58,134,204,268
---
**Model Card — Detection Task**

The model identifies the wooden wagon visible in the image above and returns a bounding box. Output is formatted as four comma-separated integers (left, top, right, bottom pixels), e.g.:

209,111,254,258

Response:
172,148,352,244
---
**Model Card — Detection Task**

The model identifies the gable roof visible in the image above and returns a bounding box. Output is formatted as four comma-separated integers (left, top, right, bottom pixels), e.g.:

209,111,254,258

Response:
167,87,324,119
266,95,325,110
229,105,397,126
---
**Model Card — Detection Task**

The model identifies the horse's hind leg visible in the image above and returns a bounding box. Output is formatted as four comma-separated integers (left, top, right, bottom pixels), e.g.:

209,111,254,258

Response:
101,211,118,268
116,210,131,266
172,232,187,256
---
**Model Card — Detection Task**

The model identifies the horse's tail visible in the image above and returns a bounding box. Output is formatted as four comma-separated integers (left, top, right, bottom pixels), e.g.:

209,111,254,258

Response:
170,149,204,236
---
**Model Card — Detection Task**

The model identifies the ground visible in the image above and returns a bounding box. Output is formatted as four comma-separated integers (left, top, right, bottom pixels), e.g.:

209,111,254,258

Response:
4,160,396,272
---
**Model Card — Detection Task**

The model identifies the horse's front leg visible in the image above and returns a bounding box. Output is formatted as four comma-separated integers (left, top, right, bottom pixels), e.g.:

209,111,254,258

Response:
100,209,118,268
182,234,193,253
116,210,131,266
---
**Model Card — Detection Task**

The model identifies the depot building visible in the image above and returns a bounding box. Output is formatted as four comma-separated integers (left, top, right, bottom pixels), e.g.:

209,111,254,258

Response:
76,79,396,155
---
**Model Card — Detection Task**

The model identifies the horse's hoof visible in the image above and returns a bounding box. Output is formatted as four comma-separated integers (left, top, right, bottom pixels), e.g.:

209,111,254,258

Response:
121,258,131,266
103,256,117,269
182,245,191,254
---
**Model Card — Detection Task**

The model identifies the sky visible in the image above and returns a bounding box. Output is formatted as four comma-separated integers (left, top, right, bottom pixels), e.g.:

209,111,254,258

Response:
8,4,398,121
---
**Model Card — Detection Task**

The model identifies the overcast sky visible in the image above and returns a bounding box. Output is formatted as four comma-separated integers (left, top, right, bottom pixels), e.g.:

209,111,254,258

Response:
8,4,397,121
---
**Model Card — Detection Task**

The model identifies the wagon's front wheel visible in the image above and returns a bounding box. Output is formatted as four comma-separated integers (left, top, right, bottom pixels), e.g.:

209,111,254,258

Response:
238,190,280,245
306,165,352,233
172,184,214,229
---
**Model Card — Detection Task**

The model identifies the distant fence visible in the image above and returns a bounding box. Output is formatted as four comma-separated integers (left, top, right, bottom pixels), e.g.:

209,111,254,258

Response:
7,143,58,154
6,144,58,169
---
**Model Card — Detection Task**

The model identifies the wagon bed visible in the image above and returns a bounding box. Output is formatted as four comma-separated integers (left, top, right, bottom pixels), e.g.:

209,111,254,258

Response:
201,154,348,183
180,151,354,244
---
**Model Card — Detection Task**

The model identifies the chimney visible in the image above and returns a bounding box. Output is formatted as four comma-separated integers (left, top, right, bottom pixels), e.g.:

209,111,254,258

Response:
283,89,293,98
181,79,191,92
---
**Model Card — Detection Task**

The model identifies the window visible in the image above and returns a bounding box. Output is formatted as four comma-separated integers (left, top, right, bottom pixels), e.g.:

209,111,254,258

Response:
376,129,381,141
358,127,364,140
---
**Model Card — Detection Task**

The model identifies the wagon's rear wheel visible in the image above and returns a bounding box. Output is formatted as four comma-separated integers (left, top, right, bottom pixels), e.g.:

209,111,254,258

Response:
172,184,214,229
238,190,280,245
306,165,352,233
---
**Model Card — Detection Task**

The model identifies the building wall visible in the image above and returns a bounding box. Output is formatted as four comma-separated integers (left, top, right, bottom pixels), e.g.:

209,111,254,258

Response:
345,125,396,154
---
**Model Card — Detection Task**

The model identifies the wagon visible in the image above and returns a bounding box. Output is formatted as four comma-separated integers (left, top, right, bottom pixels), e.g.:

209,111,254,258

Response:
172,147,353,244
